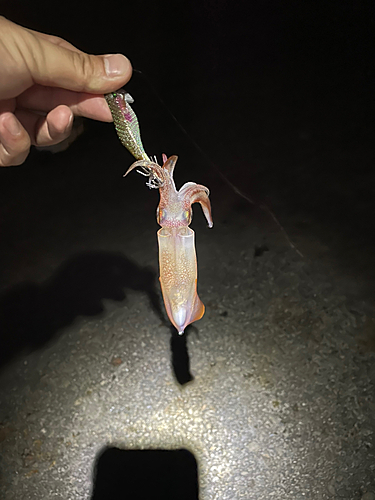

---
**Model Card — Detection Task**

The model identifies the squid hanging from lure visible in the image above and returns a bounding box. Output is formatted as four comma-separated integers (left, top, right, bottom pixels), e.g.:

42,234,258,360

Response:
105,89,213,334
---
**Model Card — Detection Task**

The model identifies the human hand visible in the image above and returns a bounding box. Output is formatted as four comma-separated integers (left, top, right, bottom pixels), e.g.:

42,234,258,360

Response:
0,16,132,167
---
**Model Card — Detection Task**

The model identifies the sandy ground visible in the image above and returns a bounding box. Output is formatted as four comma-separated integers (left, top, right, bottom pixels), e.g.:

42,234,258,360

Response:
0,104,374,499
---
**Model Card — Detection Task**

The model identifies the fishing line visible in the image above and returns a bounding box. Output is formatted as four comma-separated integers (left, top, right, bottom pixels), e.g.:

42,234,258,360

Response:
133,68,303,258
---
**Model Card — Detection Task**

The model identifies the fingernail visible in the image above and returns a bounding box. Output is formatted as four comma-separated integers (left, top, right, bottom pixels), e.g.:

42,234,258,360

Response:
4,115,21,136
64,113,74,133
104,54,131,77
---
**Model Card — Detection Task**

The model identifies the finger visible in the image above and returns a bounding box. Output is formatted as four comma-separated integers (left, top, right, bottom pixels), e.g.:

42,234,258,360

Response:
23,29,133,93
18,85,113,122
25,29,85,54
15,105,74,147
0,17,132,99
0,112,31,167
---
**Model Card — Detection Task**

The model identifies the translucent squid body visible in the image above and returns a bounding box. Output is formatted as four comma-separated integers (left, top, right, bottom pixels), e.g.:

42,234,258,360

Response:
105,89,213,334
125,155,213,334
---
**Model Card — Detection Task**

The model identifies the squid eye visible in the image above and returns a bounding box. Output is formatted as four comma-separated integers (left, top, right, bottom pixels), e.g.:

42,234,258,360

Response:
158,208,166,223
183,210,191,222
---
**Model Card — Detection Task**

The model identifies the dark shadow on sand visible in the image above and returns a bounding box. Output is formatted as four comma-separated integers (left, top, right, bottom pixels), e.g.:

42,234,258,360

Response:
170,326,195,386
91,447,199,500
0,251,164,371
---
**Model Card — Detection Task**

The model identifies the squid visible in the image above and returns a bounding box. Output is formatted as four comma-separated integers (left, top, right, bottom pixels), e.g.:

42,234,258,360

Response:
105,89,213,335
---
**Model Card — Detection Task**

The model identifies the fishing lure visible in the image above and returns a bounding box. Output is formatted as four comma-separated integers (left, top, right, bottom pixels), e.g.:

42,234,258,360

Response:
105,89,213,334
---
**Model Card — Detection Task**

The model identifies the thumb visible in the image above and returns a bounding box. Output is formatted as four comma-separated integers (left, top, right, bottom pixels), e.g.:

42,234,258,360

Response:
0,17,132,97
28,38,132,93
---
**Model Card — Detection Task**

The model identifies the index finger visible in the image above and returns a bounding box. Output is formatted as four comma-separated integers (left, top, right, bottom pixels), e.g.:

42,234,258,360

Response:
17,85,113,122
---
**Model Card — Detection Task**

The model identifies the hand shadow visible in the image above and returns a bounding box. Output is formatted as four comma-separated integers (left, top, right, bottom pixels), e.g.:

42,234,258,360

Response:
0,251,165,371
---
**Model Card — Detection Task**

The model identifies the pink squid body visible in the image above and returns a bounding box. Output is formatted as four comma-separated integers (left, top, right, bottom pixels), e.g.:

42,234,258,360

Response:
125,154,213,335
158,227,204,334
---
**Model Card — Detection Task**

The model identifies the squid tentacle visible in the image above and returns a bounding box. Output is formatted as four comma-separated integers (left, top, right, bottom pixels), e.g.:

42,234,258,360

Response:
124,160,166,189
162,155,178,176
179,183,213,228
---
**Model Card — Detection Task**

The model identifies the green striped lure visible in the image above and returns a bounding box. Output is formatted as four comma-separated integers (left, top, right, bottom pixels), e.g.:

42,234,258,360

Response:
105,89,149,161
105,89,164,188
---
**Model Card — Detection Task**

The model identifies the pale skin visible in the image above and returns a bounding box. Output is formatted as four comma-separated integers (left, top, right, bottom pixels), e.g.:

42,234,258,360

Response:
0,16,133,167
